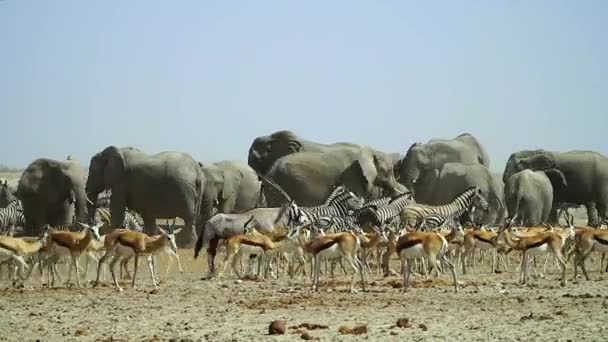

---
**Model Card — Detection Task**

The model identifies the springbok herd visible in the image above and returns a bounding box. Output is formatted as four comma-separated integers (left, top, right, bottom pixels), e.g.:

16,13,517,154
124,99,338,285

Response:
1,188,607,295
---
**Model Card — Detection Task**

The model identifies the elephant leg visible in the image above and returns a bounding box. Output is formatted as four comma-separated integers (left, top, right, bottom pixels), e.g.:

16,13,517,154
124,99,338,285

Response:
597,195,608,225
110,194,128,229
548,203,559,225
142,217,157,235
586,202,599,227
176,219,196,249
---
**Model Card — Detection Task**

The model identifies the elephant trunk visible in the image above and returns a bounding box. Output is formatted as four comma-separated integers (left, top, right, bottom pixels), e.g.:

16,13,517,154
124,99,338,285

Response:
248,149,265,174
73,184,89,225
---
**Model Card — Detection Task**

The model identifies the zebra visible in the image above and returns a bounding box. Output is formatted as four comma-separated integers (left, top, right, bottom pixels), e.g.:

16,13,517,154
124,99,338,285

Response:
323,185,360,205
361,192,415,227
298,186,363,224
0,200,25,235
416,212,460,231
400,187,488,229
95,191,112,208
94,207,144,231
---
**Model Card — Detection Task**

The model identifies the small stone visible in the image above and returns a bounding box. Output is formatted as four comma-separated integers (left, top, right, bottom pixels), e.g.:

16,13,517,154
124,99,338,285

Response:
269,320,287,335
301,332,316,340
396,318,411,328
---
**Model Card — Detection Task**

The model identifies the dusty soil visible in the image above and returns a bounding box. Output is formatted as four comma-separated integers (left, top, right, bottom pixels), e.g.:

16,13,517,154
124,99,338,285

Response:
1,251,607,342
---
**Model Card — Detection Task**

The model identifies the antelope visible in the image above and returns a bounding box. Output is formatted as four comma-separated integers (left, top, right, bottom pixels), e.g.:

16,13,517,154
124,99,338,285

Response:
0,234,46,285
219,216,280,279
571,227,608,281
94,226,182,292
395,228,458,293
358,225,389,275
291,223,366,293
222,216,312,279
461,228,500,274
440,224,465,268
498,216,573,286
41,223,103,288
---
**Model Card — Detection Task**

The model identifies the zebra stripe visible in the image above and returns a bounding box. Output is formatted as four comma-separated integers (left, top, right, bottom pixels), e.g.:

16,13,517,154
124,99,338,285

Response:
299,187,362,223
323,185,354,205
365,192,414,226
400,187,486,229
94,207,144,231
0,200,25,233
416,213,460,231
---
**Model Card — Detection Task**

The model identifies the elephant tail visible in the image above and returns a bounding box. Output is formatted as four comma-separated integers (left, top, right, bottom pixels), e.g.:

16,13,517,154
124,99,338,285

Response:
193,175,204,228
193,223,206,259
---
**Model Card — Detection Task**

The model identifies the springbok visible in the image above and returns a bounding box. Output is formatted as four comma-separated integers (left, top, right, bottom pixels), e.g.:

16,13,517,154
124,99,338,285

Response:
93,226,181,291
41,223,103,288
498,216,573,286
395,228,458,293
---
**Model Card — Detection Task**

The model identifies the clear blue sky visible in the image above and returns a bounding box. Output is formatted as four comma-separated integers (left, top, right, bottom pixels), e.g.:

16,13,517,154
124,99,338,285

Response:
1,1,606,172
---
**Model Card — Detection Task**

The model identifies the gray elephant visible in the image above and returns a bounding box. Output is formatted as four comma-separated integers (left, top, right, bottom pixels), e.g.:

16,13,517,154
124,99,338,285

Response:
199,160,263,226
0,180,16,208
504,169,567,226
413,162,505,225
85,146,205,247
396,133,490,191
503,150,608,225
248,130,407,206
248,130,360,175
16,158,88,234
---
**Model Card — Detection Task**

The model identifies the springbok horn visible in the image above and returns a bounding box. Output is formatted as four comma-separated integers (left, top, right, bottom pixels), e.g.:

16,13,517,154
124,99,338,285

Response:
244,215,255,228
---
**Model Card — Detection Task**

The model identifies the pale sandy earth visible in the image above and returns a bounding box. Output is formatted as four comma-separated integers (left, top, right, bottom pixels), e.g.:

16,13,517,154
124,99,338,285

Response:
0,249,607,342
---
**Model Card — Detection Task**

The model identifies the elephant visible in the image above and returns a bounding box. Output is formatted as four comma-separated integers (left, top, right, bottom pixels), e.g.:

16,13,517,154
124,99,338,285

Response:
503,149,608,226
413,163,505,225
0,180,16,208
396,133,490,191
264,148,407,207
16,158,88,235
85,146,205,247
199,160,263,227
504,169,567,226
248,130,361,175
248,130,407,206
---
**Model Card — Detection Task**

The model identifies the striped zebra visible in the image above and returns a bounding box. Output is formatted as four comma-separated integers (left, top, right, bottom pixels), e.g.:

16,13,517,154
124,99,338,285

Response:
94,207,144,231
298,186,363,224
95,191,112,208
0,200,25,235
362,192,415,227
323,185,358,205
400,187,488,229
416,212,460,231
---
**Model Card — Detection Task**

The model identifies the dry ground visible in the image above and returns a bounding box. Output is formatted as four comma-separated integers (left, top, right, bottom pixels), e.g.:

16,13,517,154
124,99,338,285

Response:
1,249,607,342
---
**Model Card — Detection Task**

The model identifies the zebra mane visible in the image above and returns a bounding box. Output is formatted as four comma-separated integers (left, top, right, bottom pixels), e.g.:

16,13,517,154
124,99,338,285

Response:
388,191,412,205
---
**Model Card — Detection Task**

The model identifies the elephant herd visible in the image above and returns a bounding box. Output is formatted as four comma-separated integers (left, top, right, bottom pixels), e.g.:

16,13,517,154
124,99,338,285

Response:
2,130,607,247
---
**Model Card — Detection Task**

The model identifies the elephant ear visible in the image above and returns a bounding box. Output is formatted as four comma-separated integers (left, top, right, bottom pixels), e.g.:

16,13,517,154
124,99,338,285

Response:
102,146,126,186
543,168,568,194
518,152,556,171
221,170,239,201
339,155,378,196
